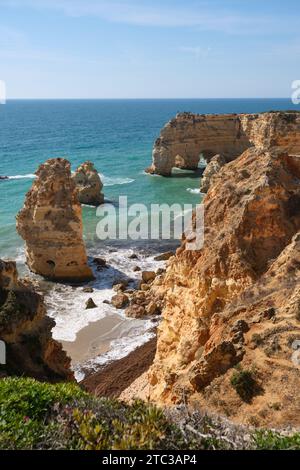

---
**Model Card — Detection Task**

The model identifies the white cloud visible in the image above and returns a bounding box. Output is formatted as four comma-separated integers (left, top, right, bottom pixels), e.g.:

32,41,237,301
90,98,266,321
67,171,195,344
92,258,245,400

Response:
0,0,274,33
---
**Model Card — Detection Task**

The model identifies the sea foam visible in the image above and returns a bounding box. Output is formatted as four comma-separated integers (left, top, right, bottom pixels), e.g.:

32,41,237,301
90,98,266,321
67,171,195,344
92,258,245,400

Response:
8,174,36,180
186,188,201,194
99,173,135,187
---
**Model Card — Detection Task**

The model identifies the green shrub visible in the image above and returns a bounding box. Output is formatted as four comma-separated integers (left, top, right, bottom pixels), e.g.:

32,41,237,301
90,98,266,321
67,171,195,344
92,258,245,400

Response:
0,378,189,450
1,377,298,450
230,369,259,402
254,430,300,450
0,377,87,449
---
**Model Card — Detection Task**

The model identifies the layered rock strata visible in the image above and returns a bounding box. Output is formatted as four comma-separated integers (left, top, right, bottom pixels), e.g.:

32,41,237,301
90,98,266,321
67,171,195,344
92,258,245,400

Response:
0,259,73,381
72,161,104,206
16,158,94,282
146,111,300,176
149,147,300,427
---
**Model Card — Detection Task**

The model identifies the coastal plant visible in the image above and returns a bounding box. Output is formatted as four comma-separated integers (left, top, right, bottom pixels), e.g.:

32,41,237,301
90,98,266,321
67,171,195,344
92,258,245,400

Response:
0,377,88,449
253,430,300,450
230,368,260,403
1,377,299,450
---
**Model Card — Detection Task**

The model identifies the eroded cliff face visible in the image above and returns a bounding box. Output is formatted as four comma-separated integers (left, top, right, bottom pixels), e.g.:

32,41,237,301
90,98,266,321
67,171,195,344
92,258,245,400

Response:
0,259,73,381
146,111,300,176
72,161,104,206
16,158,94,282
149,148,300,427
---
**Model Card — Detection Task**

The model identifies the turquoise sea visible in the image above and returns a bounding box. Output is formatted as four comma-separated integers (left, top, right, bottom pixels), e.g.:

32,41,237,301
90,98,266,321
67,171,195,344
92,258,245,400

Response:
1,98,298,378
0,98,297,260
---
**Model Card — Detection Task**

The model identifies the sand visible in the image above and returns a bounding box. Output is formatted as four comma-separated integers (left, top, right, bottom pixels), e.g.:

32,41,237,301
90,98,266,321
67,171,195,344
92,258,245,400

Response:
82,337,157,398
62,314,127,364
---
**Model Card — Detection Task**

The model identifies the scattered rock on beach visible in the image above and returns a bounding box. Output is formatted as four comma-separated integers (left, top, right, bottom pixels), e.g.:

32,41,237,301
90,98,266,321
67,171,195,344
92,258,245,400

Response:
125,304,146,318
128,253,138,259
111,293,129,309
142,271,156,283
156,268,166,275
112,278,129,290
85,297,98,309
113,283,126,292
133,266,141,272
154,251,174,261
82,286,94,293
93,257,107,268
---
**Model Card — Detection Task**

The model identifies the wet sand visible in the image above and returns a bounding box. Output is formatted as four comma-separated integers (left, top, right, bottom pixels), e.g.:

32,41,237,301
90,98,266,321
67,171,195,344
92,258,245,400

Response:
62,314,127,364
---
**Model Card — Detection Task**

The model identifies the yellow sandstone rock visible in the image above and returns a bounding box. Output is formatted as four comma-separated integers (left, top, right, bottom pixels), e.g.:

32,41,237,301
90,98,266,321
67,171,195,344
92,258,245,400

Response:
16,158,94,282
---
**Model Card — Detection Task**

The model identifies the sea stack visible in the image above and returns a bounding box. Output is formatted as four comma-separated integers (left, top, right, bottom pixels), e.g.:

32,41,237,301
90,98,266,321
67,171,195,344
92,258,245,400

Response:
0,259,73,381
16,158,94,282
72,161,104,206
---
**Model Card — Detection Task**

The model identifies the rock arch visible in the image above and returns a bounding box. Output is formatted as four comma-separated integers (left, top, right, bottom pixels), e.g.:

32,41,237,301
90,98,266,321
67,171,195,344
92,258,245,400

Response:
145,111,300,176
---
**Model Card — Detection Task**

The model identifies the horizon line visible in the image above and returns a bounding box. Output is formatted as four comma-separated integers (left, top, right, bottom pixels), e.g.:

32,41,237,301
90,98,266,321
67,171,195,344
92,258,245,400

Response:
3,97,292,101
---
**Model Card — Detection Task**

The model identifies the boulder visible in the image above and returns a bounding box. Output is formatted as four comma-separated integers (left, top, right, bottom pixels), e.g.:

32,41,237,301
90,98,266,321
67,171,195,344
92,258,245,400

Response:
82,287,94,293
128,253,138,259
93,257,107,268
125,304,146,318
111,293,129,309
142,271,156,283
85,298,97,309
154,251,174,261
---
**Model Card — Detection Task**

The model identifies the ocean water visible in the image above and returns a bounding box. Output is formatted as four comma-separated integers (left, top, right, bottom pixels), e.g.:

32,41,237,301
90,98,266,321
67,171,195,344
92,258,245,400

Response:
0,98,296,378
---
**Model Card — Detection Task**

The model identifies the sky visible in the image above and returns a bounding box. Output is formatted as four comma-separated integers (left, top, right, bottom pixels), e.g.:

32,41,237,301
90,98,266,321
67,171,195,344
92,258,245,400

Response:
0,0,299,98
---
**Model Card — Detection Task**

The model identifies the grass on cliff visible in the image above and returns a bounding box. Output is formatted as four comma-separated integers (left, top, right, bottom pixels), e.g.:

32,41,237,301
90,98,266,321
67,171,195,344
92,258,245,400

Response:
0,377,300,450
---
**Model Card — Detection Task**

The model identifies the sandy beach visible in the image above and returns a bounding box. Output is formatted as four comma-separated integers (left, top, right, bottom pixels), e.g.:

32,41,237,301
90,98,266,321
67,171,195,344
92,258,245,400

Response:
61,314,124,364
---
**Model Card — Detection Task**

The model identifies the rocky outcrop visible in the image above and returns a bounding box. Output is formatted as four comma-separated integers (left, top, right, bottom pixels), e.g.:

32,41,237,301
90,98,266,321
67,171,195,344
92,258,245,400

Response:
148,147,300,427
72,161,104,206
200,154,226,193
146,111,300,176
16,158,94,282
0,259,73,381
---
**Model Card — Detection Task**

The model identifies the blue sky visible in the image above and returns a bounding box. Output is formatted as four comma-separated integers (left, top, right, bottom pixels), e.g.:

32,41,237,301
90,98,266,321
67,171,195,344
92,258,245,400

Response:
0,0,299,98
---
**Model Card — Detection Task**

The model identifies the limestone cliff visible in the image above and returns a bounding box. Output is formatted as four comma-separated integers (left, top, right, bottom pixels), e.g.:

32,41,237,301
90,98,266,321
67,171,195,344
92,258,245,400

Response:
149,147,300,427
16,158,94,282
0,259,73,381
200,154,226,193
146,111,300,176
72,161,104,206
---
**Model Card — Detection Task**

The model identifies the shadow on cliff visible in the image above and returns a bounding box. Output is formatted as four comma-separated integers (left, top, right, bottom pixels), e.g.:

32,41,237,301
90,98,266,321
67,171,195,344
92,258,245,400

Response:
170,168,205,178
